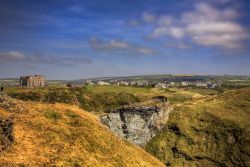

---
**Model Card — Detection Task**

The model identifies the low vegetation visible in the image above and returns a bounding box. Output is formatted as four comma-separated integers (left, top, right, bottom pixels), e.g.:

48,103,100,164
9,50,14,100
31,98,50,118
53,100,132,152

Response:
146,87,250,166
2,84,250,166
0,94,164,166
5,85,223,112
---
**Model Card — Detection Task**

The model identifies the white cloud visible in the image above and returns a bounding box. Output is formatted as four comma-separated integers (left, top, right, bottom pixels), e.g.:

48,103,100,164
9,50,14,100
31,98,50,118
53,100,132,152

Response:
186,22,245,34
0,51,92,65
126,20,139,26
157,15,173,26
89,37,158,56
0,51,26,62
222,8,239,19
137,47,156,54
144,2,249,49
193,34,244,49
165,42,191,50
152,27,184,39
183,2,248,49
215,0,233,4
181,3,239,23
169,27,184,38
142,12,156,23
69,5,85,13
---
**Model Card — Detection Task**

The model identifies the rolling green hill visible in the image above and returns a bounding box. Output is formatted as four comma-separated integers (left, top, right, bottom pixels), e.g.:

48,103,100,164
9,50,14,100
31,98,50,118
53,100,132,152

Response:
5,85,222,113
146,88,250,166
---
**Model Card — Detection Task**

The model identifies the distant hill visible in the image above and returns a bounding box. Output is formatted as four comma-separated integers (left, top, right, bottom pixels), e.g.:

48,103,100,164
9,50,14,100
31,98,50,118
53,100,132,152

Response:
0,93,164,166
146,88,250,166
75,74,250,86
2,74,250,85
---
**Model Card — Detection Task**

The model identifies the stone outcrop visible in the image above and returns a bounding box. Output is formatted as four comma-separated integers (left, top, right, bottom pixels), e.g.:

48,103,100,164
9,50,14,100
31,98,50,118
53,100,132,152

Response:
100,101,172,146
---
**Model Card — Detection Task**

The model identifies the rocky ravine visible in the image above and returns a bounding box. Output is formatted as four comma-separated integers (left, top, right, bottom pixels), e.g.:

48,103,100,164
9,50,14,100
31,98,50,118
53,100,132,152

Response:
100,100,172,146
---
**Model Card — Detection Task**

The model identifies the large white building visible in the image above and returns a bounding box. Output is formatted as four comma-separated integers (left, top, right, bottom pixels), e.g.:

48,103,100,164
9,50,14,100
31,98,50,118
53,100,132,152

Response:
117,81,129,86
155,82,167,89
97,81,111,86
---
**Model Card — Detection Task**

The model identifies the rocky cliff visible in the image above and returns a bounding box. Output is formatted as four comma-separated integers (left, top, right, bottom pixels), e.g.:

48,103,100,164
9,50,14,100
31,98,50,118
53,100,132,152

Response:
100,100,172,146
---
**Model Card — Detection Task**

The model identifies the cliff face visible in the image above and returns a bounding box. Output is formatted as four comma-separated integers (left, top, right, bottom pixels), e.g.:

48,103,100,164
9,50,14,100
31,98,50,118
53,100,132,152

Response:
100,102,172,146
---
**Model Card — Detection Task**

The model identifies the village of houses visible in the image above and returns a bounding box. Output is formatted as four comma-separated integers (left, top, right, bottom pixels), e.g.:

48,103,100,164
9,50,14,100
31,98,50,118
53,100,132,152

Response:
1,75,222,89
82,79,220,89
0,74,222,89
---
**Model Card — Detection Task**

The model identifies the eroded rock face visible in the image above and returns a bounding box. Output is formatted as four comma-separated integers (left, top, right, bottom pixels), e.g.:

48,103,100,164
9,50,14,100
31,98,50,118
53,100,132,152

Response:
100,102,172,146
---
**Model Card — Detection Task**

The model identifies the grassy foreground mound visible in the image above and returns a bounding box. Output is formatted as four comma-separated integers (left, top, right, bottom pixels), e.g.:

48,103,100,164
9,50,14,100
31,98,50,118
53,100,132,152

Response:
0,93,164,167
146,88,250,167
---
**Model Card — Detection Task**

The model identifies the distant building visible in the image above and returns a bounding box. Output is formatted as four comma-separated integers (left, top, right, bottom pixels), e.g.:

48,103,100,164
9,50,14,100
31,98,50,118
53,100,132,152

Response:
117,81,129,86
85,80,94,85
208,83,220,88
129,81,137,86
20,75,45,87
155,82,167,89
130,81,149,87
97,81,111,86
196,82,208,87
170,82,176,86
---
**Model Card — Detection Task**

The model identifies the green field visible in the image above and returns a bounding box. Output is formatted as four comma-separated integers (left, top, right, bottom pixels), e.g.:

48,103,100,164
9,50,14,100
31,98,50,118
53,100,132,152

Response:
4,85,223,112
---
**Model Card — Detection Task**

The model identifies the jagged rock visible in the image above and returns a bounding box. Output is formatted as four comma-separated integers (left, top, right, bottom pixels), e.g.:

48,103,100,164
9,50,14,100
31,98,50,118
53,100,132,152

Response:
100,102,172,146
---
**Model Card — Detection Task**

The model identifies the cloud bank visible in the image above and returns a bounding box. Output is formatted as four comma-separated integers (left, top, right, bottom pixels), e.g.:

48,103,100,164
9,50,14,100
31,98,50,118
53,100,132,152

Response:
89,37,158,56
144,2,249,49
0,51,93,65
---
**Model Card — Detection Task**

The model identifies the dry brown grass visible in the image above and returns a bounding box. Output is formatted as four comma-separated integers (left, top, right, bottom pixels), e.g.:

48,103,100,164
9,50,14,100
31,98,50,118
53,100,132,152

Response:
0,101,164,167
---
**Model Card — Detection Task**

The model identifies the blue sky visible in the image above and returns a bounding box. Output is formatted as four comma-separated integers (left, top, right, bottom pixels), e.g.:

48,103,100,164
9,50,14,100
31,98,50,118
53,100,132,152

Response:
0,0,250,79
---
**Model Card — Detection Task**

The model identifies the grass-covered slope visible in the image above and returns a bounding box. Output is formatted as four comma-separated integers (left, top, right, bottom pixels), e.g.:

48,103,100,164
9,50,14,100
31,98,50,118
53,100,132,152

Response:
6,85,221,113
6,86,141,112
0,94,164,167
146,88,250,167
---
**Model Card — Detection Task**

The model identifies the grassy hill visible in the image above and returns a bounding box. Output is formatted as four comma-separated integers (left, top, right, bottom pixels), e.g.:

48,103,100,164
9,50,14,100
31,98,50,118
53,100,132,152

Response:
80,74,250,86
146,88,250,166
5,85,222,113
0,93,164,167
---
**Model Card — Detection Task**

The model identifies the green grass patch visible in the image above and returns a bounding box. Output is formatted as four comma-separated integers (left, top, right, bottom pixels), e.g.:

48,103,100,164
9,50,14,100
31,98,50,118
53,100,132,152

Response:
44,109,62,121
5,85,228,112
